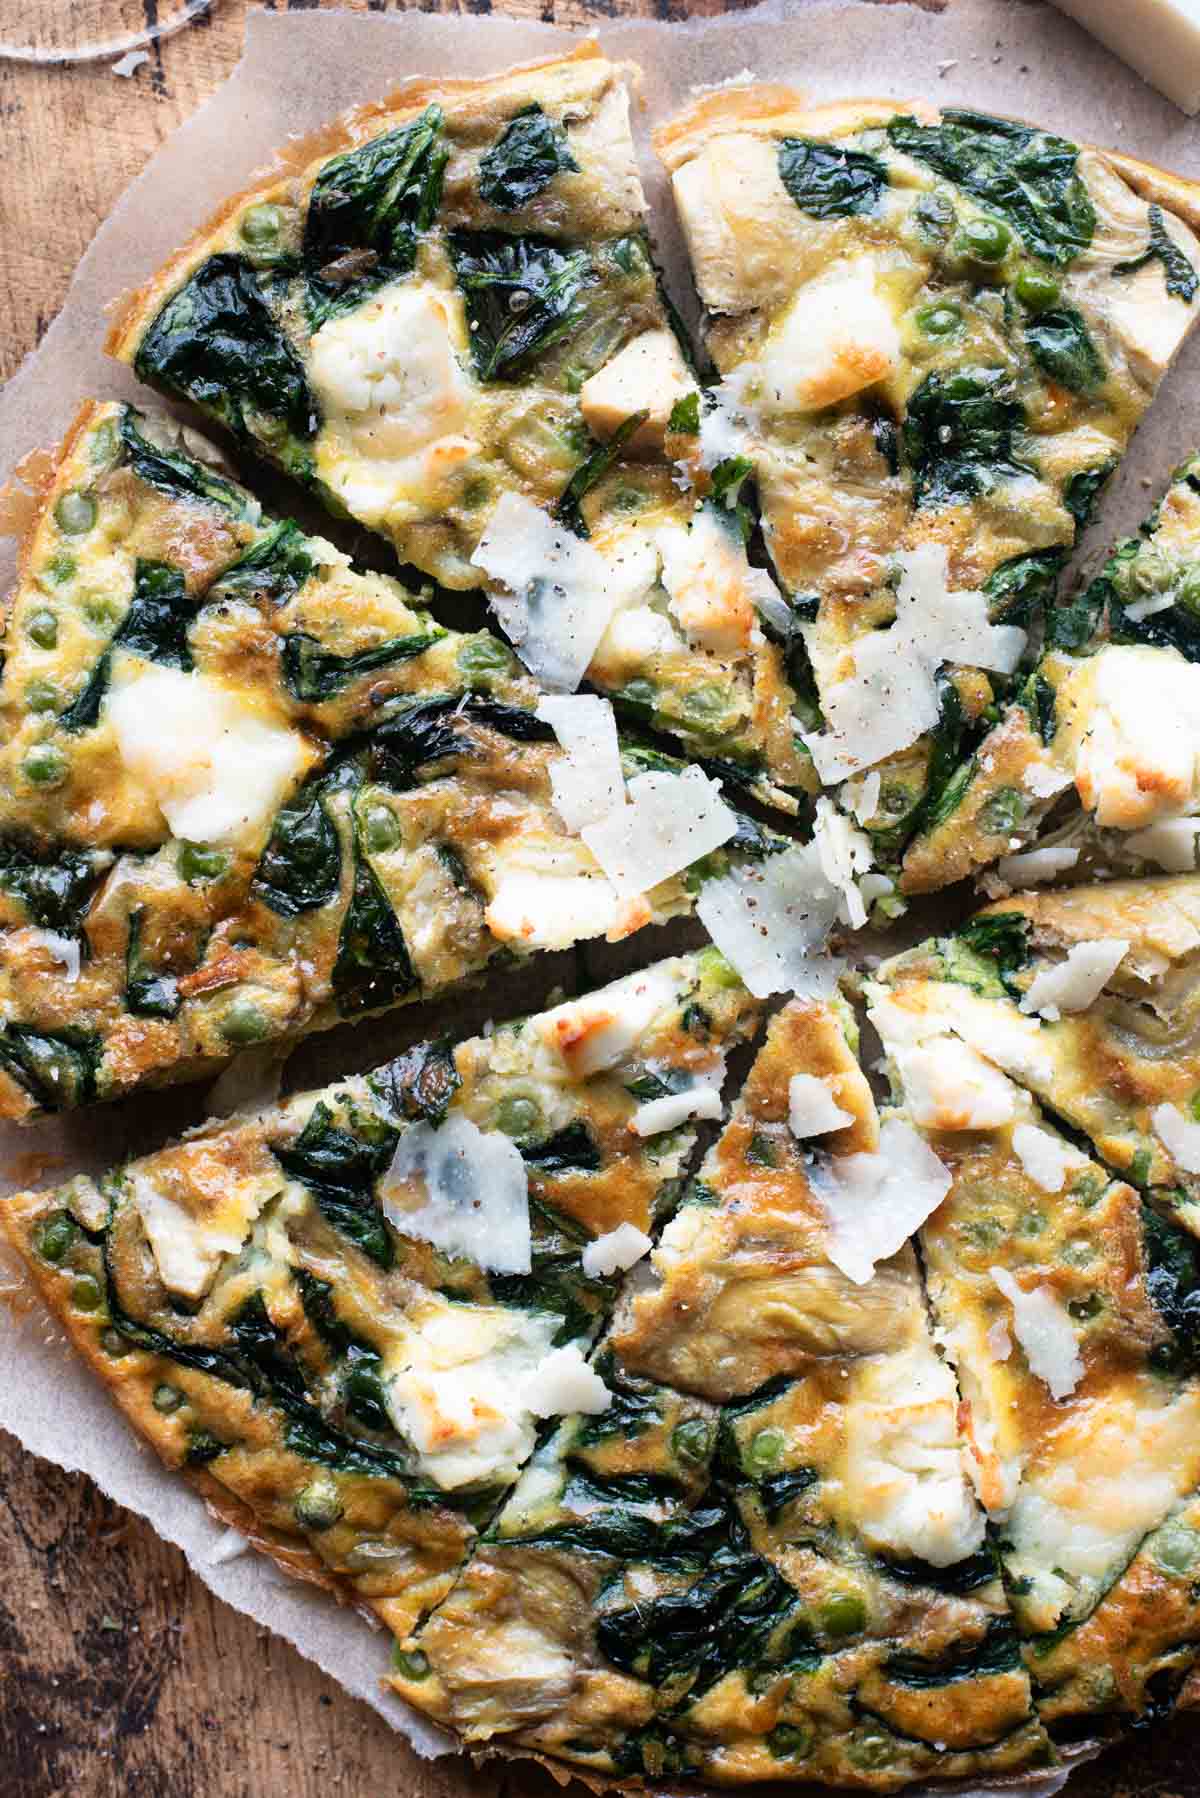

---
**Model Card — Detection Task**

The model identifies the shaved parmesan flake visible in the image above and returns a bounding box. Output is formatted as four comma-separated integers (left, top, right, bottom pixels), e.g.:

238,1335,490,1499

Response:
804,545,1026,781
987,1318,1013,1362
28,929,80,981
1024,760,1073,800
535,695,624,831
381,1114,530,1273
107,659,310,851
810,1119,952,1285
1124,591,1177,622
990,1267,1083,1400
1019,939,1128,1020
581,1223,653,1278
1012,1123,1088,1193
813,795,874,929
473,493,655,691
1125,817,1200,872
893,1036,1018,1131
523,1343,611,1418
696,841,845,999
1153,1102,1200,1174
581,766,736,896
842,771,881,825
788,1073,853,1139
630,1084,724,1136
996,846,1080,887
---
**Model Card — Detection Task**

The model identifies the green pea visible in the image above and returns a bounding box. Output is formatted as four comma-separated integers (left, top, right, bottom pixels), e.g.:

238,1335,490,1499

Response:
916,302,962,337
294,1474,344,1532
83,593,121,630
71,1274,103,1313
980,786,1027,835
820,1591,866,1638
1017,1209,1045,1237
847,1728,895,1771
392,1645,431,1679
745,1427,785,1475
682,684,727,723
456,635,512,679
363,803,401,855
25,678,59,713
101,1328,131,1358
958,215,1011,262
495,1094,541,1139
697,945,742,991
220,999,271,1046
26,608,59,649
1152,1519,1200,1576
670,1418,713,1467
89,419,120,468
36,1209,78,1264
55,490,97,536
40,552,76,587
1013,267,1060,312
767,1724,812,1761
24,743,68,788
178,841,228,884
153,1383,184,1414
241,202,284,245
1176,565,1200,619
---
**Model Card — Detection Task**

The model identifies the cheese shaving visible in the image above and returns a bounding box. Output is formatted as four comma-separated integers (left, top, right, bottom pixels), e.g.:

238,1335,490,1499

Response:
1125,817,1200,873
581,1223,653,1278
535,694,625,832
813,795,875,929
581,766,736,897
1012,1123,1088,1193
893,1035,1018,1131
695,841,845,999
629,1084,724,1136
995,846,1080,887
1153,1101,1200,1174
810,1118,952,1285
787,1073,853,1139
1019,939,1129,1020
990,1266,1083,1400
381,1114,531,1273
523,1344,612,1418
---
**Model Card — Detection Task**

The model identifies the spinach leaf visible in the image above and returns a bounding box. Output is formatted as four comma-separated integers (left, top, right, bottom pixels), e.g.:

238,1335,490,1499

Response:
367,693,552,788
611,1727,701,1779
878,1545,999,1594
1063,458,1116,528
490,1196,609,1342
668,391,700,434
574,1350,663,1447
1114,205,1199,303
371,1039,461,1126
303,107,447,324
209,519,314,608
1023,671,1057,745
915,677,970,835
332,839,417,1017
887,109,1095,266
984,550,1064,628
1025,306,1106,395
554,410,649,538
1046,565,1109,652
751,1465,819,1523
952,912,1031,993
885,1618,1020,1687
134,254,318,446
449,231,592,380
0,1027,98,1111
0,838,100,935
62,558,195,733
903,368,1032,506
293,1275,393,1434
1143,1201,1200,1370
282,628,443,703
273,1098,398,1268
124,907,181,1019
295,1266,372,1359
777,137,888,218
521,1121,601,1176
478,105,578,210
253,762,351,917
118,409,254,519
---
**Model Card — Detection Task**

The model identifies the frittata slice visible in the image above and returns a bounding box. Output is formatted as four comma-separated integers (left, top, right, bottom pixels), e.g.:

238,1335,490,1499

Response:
107,47,815,810
870,988,1200,1732
873,877,1200,1237
1,951,760,1637
657,92,1200,870
904,452,1200,892
391,1002,1052,1788
0,399,782,1122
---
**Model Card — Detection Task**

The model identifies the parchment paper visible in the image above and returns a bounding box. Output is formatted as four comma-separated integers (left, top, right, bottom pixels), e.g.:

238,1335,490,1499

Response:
0,0,1197,1766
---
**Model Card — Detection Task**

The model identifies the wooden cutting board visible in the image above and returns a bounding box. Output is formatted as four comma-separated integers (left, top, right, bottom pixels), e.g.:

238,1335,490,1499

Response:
1,2,1198,1792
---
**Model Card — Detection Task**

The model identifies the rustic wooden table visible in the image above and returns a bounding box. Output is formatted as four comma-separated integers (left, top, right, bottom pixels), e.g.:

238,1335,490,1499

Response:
1,2,1199,1793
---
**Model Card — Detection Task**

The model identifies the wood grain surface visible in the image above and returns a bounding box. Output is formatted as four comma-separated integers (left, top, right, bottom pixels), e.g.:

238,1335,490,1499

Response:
1,3,1199,1794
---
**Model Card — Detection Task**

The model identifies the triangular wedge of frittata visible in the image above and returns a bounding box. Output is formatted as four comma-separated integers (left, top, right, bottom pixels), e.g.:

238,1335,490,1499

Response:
1,951,760,1636
869,988,1200,1734
872,876,1200,1238
904,452,1200,892
0,398,788,1122
657,93,1200,874
107,47,816,812
391,1001,1053,1788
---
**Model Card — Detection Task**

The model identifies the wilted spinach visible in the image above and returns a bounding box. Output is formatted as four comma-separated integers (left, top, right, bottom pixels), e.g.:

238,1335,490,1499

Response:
209,520,315,608
554,410,649,537
367,693,553,789
0,837,100,935
903,367,1032,506
951,912,1031,993
1115,205,1199,303
273,1098,398,1269
449,231,592,379
885,1618,1020,1687
254,762,353,917
118,408,254,518
124,907,181,1019
520,1120,601,1176
1143,1201,1200,1370
1025,306,1106,395
370,1038,461,1126
282,627,443,702
777,137,888,218
1063,458,1116,528
0,1027,98,1111
984,549,1064,628
61,558,195,732
478,104,579,210
332,839,417,1017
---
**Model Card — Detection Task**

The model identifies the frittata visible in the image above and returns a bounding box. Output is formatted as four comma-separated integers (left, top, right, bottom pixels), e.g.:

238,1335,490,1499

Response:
1,951,760,1635
0,398,781,1122
657,91,1200,871
107,48,817,810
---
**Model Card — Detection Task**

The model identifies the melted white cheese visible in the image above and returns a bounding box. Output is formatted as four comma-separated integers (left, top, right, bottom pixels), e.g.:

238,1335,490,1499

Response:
893,1035,1019,1131
129,1166,271,1301
990,1266,1083,1400
1153,1101,1200,1174
106,658,310,851
537,960,681,1077
657,508,783,656
1011,1122,1089,1193
523,1343,611,1418
381,1113,531,1273
1061,644,1200,830
579,329,693,452
758,258,902,414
